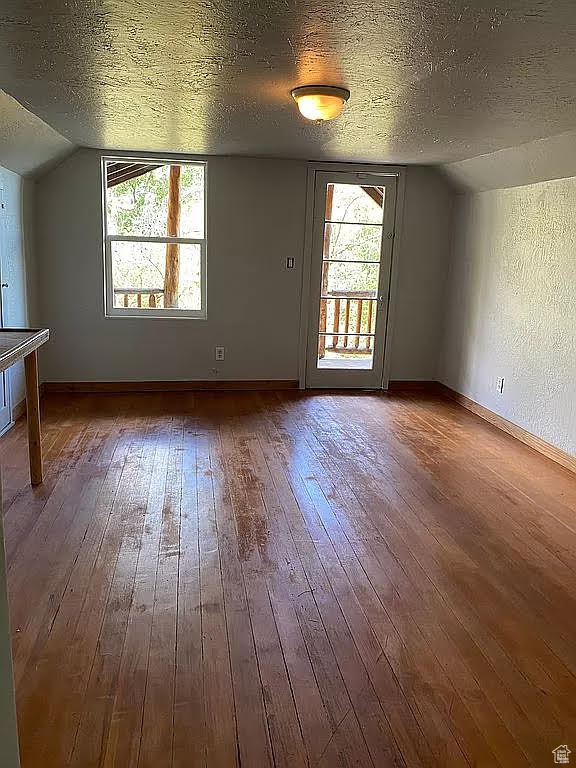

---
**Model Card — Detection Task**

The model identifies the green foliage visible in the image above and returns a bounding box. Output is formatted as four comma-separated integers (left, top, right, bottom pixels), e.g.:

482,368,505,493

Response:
326,185,384,294
107,164,204,238
106,163,204,309
324,185,385,339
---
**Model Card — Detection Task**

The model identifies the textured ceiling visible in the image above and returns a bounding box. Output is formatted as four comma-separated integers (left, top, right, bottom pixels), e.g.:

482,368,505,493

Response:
1,1,576,164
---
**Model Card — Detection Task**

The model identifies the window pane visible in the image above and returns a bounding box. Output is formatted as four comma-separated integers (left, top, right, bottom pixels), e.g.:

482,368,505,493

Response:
327,183,384,225
179,164,205,238
105,162,204,238
324,261,379,296
324,222,382,262
111,241,201,311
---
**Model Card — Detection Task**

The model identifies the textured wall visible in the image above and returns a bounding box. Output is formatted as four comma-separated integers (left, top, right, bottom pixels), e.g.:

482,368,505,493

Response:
0,166,34,412
440,178,576,455
35,149,453,384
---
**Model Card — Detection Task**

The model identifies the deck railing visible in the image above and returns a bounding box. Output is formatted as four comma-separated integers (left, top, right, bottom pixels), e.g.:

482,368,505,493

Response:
114,288,165,308
114,289,375,349
319,290,377,357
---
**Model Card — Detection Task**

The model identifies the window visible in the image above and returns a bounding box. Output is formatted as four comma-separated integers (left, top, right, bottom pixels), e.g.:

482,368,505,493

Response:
102,157,206,318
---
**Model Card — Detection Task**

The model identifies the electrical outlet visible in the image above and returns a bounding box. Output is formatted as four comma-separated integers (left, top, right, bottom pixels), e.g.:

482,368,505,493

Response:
215,346,225,362
286,256,295,269
496,376,505,394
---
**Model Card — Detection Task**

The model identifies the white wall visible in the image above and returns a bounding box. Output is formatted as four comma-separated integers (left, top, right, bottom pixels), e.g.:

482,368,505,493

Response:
37,150,308,382
0,166,35,412
440,177,576,455
35,149,453,384
390,167,453,380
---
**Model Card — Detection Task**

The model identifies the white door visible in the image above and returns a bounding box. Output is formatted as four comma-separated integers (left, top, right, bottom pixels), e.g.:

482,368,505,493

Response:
0,188,13,433
305,171,397,388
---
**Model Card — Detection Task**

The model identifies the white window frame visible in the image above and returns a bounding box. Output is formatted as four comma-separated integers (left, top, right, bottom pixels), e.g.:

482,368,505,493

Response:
102,155,207,319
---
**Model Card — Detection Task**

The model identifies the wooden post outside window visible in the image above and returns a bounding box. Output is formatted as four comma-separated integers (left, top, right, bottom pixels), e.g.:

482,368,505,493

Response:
164,164,181,308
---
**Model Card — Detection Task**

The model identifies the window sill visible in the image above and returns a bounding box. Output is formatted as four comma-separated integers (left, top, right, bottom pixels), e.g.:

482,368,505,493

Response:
105,310,207,320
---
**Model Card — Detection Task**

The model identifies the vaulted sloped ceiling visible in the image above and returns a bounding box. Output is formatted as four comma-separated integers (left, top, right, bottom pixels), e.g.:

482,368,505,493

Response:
1,1,576,165
0,90,74,176
441,127,576,192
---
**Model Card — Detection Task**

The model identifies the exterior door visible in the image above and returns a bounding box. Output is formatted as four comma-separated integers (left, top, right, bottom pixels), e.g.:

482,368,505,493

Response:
305,171,397,388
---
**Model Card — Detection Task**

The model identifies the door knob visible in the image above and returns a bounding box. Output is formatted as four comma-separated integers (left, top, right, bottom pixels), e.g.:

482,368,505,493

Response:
1,283,8,288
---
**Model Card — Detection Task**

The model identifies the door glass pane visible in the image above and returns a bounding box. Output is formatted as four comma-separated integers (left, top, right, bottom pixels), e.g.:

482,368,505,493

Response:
323,298,376,336
328,183,385,224
324,223,382,261
318,297,377,371
324,262,379,296
316,181,386,373
317,334,375,370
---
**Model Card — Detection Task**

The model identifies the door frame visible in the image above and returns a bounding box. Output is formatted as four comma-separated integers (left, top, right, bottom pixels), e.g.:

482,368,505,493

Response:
305,171,398,389
298,162,407,389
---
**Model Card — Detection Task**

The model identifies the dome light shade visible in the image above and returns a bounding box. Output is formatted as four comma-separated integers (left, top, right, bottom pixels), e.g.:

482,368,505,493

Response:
291,85,350,121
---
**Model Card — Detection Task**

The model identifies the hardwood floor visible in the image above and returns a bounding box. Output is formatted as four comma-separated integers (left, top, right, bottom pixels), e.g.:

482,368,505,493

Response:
2,390,576,767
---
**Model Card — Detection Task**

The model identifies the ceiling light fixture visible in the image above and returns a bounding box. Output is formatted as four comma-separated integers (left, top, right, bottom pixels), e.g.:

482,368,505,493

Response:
291,85,350,122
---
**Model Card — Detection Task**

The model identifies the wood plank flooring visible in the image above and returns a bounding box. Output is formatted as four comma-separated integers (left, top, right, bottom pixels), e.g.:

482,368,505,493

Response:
2,390,576,767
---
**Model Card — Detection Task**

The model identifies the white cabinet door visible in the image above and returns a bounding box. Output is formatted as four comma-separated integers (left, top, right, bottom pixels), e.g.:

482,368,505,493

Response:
0,188,13,434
